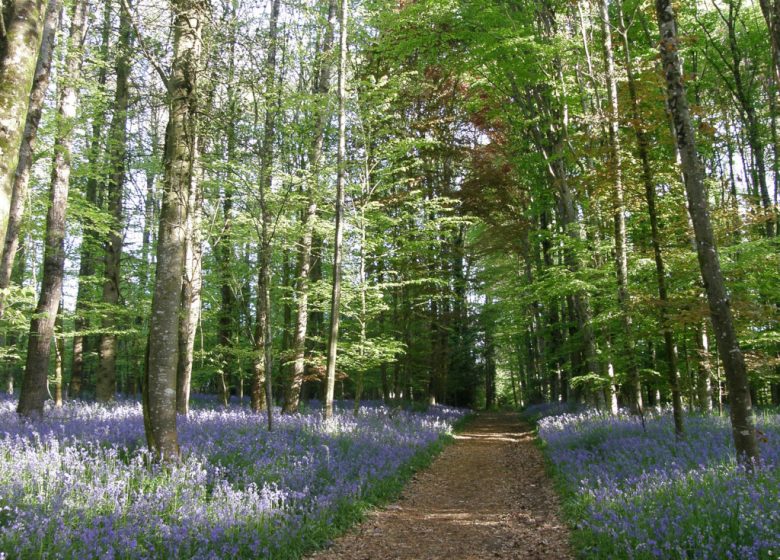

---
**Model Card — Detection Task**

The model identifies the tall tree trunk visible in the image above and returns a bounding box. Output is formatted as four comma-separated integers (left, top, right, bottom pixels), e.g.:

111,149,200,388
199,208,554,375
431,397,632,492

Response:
3,241,27,394
144,0,205,460
0,0,50,243
484,301,496,410
53,301,63,407
352,208,369,414
70,2,112,398
655,0,758,462
617,0,684,435
324,0,348,420
600,0,642,413
286,0,338,413
0,0,58,318
96,2,133,402
175,144,202,416
217,6,238,399
251,0,282,433
695,323,714,412
17,0,88,418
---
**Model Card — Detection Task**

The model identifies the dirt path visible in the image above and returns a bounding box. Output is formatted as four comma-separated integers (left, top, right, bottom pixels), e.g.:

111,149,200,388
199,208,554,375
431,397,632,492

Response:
308,412,573,560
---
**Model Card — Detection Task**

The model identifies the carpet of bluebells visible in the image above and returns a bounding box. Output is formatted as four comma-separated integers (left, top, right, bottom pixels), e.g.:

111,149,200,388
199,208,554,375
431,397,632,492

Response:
528,403,780,559
0,395,465,559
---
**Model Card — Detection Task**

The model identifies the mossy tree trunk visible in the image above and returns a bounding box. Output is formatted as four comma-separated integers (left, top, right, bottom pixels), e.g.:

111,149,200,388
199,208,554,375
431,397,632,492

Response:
17,0,89,418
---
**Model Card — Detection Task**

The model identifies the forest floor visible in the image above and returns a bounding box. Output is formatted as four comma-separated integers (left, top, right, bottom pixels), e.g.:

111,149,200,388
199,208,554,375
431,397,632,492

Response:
308,412,573,560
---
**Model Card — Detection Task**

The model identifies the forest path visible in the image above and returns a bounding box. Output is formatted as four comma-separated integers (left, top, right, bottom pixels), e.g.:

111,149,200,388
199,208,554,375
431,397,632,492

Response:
308,412,573,560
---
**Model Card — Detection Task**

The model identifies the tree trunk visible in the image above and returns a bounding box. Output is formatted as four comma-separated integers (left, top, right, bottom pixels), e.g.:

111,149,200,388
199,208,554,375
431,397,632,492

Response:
175,141,202,416
0,0,50,244
70,2,112,399
484,306,496,409
695,323,714,412
216,8,238,396
0,0,58,318
324,0,348,420
17,0,88,418
655,0,758,462
144,0,205,461
53,302,63,407
251,0,281,433
600,0,642,413
617,0,684,435
96,3,133,402
286,0,338,413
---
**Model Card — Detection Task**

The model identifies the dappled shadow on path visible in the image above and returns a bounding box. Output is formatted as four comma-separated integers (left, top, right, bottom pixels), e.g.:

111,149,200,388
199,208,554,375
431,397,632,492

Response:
307,412,573,560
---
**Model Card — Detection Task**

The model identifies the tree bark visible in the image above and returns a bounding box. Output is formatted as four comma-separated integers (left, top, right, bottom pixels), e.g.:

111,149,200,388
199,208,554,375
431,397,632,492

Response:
175,143,202,416
96,2,133,402
144,0,205,460
17,0,88,418
0,0,58,318
0,0,50,244
324,0,348,421
655,0,758,462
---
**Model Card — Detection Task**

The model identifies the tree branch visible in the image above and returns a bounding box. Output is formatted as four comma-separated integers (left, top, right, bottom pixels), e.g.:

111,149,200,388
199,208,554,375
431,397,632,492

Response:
119,0,170,89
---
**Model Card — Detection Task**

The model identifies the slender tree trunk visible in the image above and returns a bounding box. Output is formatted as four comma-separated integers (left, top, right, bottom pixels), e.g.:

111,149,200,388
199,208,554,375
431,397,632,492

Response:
17,0,88,418
134,105,159,398
144,0,205,460
617,0,684,435
286,0,338,413
352,207,370,414
484,303,496,409
251,0,281,433
96,3,133,402
3,242,27,394
600,0,642,413
217,7,238,398
175,143,202,416
70,2,111,398
695,323,714,412
324,0,348,421
0,0,58,318
655,0,758,462
0,0,50,243
53,301,63,407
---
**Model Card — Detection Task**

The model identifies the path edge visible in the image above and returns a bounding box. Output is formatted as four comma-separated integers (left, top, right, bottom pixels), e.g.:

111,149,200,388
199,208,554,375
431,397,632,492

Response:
519,408,583,558
296,409,477,559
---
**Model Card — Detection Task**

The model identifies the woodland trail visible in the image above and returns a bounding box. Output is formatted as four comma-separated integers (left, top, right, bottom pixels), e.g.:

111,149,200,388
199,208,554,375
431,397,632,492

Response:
308,412,573,560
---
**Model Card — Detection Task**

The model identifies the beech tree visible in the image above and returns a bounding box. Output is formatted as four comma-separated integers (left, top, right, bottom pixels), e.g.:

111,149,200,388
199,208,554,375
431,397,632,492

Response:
324,0,349,420
655,0,759,462
144,0,206,460
17,0,90,417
